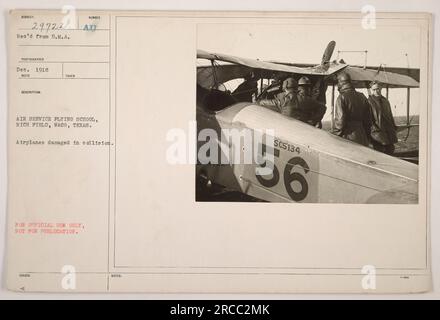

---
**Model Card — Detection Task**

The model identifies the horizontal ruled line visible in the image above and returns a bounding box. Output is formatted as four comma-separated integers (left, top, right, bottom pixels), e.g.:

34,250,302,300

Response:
18,44,109,47
18,61,110,63
19,271,429,276
18,77,109,80
18,28,110,31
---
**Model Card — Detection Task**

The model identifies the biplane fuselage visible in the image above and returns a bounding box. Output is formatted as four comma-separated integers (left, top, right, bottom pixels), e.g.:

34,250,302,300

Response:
196,46,419,203
196,102,418,204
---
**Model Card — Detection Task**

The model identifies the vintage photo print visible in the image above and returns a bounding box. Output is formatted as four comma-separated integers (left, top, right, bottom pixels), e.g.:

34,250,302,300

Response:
6,10,431,293
196,22,422,203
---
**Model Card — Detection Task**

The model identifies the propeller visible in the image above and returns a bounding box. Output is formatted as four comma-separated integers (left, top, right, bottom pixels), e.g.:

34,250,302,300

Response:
312,41,337,74
321,40,336,66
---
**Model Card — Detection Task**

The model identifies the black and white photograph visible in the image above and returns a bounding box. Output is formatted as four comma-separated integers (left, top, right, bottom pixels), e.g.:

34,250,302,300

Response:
196,22,421,203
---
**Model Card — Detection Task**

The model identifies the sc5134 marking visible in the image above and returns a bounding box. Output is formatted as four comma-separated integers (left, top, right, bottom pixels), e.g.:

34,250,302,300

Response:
274,139,301,154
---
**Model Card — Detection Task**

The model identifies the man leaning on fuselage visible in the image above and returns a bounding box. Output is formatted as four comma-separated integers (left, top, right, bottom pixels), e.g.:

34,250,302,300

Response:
297,76,327,128
257,77,300,117
258,77,326,128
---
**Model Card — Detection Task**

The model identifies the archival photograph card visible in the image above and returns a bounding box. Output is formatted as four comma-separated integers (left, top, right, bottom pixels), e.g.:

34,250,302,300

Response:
6,10,432,293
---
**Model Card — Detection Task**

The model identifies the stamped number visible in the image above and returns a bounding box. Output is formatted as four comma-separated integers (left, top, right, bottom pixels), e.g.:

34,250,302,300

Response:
255,143,310,201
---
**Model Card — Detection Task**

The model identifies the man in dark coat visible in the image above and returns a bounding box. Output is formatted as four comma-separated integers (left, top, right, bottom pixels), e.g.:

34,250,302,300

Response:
297,76,327,128
258,77,326,128
332,72,372,146
368,81,398,154
257,77,300,117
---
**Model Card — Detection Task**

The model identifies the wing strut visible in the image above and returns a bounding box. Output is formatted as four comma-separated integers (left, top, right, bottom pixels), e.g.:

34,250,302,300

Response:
331,84,336,131
406,87,411,127
210,59,218,89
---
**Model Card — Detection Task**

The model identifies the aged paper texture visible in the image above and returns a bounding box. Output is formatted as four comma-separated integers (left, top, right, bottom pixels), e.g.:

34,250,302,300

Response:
6,10,432,293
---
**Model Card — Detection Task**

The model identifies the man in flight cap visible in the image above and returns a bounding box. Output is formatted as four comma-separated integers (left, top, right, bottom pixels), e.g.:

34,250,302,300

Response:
367,80,398,154
332,72,372,146
258,77,300,118
296,76,327,128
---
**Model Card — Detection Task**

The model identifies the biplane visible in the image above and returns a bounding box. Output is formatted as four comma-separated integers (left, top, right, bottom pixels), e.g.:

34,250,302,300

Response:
196,41,419,203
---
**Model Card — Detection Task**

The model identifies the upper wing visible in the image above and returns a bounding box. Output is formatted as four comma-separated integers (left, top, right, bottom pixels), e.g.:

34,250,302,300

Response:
197,49,347,76
341,66,420,88
265,61,420,88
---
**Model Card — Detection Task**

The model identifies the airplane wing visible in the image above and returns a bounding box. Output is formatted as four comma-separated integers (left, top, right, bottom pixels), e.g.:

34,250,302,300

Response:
346,65,420,82
197,64,251,88
197,49,347,76
340,66,420,88
267,62,420,88
269,62,420,82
